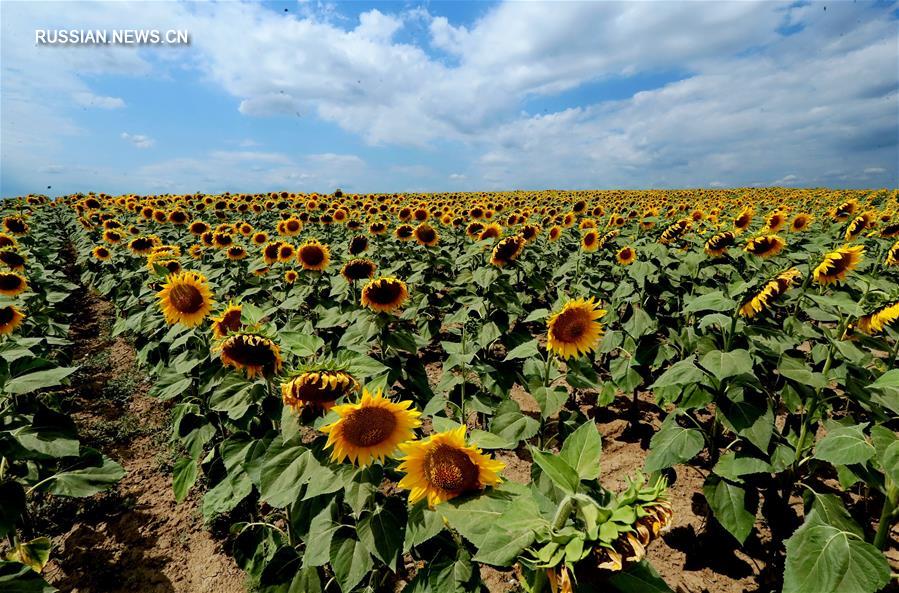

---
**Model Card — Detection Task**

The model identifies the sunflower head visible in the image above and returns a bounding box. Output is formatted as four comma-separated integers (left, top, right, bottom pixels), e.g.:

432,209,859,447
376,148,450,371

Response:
262,241,283,265
284,269,299,284
478,223,502,242
414,223,439,246
790,213,813,232
341,258,377,282
297,240,330,271
547,297,606,359
744,234,785,258
277,242,296,262
0,233,18,249
3,217,29,235
857,301,899,335
157,271,214,327
616,246,636,265
0,272,28,297
282,370,359,411
813,245,864,285
704,231,735,257
0,249,26,272
211,301,243,339
739,268,802,318
321,388,422,467
548,225,563,242
397,426,504,508
581,230,599,252
349,235,369,255
395,224,415,241
92,246,112,261
361,276,409,313
0,304,25,336
218,332,283,378
490,235,526,267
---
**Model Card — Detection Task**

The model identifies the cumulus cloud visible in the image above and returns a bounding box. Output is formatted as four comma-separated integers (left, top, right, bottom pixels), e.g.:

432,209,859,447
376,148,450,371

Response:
121,132,155,149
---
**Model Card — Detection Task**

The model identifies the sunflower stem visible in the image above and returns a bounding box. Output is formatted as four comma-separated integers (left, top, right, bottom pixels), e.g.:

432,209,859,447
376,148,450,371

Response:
874,483,898,550
551,495,575,530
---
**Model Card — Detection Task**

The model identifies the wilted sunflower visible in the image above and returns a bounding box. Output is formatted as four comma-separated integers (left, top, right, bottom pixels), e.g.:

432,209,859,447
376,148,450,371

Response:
398,426,504,508
414,223,439,247
616,246,637,265
844,212,875,242
547,297,606,359
659,219,690,245
478,223,502,241
361,276,408,313
211,301,243,339
341,258,377,282
739,268,802,318
218,333,283,378
0,304,25,336
744,235,785,258
297,239,330,271
705,231,735,257
0,249,26,271
92,246,112,261
813,245,864,285
581,230,599,252
157,271,214,327
790,213,813,232
320,388,421,467
0,272,28,297
282,370,359,410
858,301,899,335
490,235,526,266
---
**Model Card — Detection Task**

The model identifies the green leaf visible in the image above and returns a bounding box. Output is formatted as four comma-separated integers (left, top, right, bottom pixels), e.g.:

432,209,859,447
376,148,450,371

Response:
649,358,704,390
779,356,827,390
524,308,550,322
717,398,774,452
0,560,56,593
683,291,736,314
503,339,539,361
699,349,753,382
644,417,704,473
7,537,52,573
279,332,324,357
815,424,875,466
608,560,675,593
404,504,444,552
783,516,890,593
329,535,373,593
490,405,539,445
357,504,405,570
12,425,79,459
713,452,772,482
48,453,124,497
259,443,314,508
4,366,77,395
530,448,580,494
172,457,198,503
559,421,602,481
703,476,755,544
531,385,568,419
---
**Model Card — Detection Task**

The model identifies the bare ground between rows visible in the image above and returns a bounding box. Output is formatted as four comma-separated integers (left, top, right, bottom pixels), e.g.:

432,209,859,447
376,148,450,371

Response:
41,251,244,593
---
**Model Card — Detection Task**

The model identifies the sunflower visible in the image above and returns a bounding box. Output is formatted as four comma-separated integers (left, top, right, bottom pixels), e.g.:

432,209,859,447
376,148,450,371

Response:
465,222,485,238
813,245,864,285
92,246,112,261
397,426,504,508
0,250,26,271
858,301,899,335
284,269,299,284
596,230,619,250
478,223,502,241
881,222,899,239
189,221,210,235
0,304,25,336
320,388,421,467
548,225,563,242
189,244,204,260
262,241,282,265
395,224,414,241
581,230,599,252
361,277,408,313
252,231,269,246
211,301,243,339
490,235,526,267
218,333,283,379
886,241,899,267
281,217,303,237
520,224,541,242
369,221,388,235
282,370,359,410
790,213,813,233
0,233,17,249
2,217,29,235
547,297,606,359
616,246,636,265
659,219,690,245
103,229,122,244
226,245,248,261
341,258,377,282
157,271,214,327
844,212,875,242
734,207,753,233
297,240,330,271
765,211,787,233
349,235,369,255
705,231,735,257
278,242,296,262
744,235,785,258
0,272,28,297
413,223,439,247
739,268,802,318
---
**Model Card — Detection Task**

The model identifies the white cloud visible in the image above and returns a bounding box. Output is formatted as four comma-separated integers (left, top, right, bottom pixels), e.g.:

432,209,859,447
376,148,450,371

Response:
121,132,155,149
865,167,887,174
449,173,466,180
73,92,125,109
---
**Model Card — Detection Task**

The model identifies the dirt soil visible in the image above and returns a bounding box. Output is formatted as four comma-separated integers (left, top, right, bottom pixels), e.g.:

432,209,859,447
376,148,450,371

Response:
42,271,245,593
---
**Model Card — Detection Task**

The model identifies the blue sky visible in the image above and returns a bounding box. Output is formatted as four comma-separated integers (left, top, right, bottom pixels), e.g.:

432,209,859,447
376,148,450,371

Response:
1,0,897,197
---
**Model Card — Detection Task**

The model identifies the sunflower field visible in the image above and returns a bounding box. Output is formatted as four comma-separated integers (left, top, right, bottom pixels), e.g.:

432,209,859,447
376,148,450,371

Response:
1,188,897,593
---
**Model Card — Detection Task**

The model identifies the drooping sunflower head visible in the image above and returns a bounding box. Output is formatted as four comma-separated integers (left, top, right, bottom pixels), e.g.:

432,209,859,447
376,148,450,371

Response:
581,230,599,252
547,297,606,359
348,235,369,255
282,369,359,411
218,332,283,379
341,258,377,282
704,231,735,257
858,301,899,335
157,271,214,327
361,276,409,313
369,221,388,235
739,268,802,318
886,241,899,267
0,249,26,272
616,246,636,266
397,426,504,508
466,221,485,238
478,223,502,242
321,388,422,467
0,272,28,297
520,224,541,242
765,210,787,233
3,217,29,236
490,235,526,267
790,213,813,233
211,301,243,339
92,245,112,261
813,245,864,285
0,304,25,336
734,207,754,233
297,240,330,271
744,234,785,258
414,223,439,247
128,235,160,256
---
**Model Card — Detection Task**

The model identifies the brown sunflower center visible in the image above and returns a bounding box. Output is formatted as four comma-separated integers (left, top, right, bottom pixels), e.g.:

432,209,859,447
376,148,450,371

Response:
219,309,242,333
0,306,15,325
493,238,522,262
416,227,437,243
300,246,325,266
344,261,375,281
295,373,350,402
553,309,590,343
223,336,277,368
366,280,403,305
168,283,205,314
4,219,26,233
424,445,480,492
0,274,23,291
340,407,397,447
0,252,25,267
826,253,852,275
